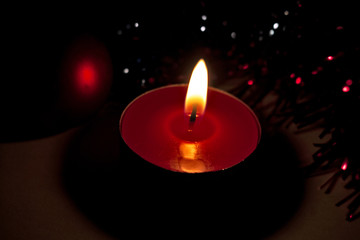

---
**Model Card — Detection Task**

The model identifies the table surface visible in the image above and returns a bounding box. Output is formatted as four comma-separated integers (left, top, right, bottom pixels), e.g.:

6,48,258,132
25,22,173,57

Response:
1,104,359,240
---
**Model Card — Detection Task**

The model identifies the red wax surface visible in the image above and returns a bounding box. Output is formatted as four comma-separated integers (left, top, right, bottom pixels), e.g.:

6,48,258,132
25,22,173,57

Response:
120,85,261,173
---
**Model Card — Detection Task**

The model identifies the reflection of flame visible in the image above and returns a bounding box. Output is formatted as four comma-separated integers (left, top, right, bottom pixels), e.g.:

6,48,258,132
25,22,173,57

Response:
179,142,206,173
179,143,197,159
185,59,208,117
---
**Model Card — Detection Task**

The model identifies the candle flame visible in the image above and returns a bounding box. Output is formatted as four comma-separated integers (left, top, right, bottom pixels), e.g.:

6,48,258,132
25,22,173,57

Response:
185,59,208,117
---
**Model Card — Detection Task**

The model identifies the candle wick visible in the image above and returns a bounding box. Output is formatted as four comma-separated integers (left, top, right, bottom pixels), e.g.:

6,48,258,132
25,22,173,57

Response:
189,104,197,122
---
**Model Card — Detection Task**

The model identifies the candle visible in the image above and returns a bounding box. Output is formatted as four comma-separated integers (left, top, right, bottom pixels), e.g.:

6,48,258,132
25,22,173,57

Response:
120,59,261,173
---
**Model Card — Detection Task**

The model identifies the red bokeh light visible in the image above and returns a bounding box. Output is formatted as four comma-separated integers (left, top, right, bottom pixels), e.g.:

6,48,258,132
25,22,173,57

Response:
59,36,113,120
327,56,334,61
290,73,296,78
295,77,302,85
247,79,254,85
341,158,348,171
77,62,97,92
342,86,350,93
345,79,353,86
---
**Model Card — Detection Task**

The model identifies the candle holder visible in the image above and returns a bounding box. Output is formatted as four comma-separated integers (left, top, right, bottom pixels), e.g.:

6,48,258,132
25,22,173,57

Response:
120,60,261,173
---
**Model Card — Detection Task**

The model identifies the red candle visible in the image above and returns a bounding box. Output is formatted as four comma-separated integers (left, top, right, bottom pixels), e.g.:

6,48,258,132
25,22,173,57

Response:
120,59,261,173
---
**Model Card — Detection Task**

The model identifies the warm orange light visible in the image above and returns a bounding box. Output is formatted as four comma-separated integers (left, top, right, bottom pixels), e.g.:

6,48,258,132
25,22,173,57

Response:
179,142,197,159
178,142,206,173
185,59,208,117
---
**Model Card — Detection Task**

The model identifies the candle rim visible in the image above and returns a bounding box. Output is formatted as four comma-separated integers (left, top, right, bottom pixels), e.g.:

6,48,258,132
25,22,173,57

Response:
120,84,261,142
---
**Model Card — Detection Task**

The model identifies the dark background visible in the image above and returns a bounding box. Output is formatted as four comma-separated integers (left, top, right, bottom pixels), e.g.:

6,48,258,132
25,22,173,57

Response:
1,1,359,239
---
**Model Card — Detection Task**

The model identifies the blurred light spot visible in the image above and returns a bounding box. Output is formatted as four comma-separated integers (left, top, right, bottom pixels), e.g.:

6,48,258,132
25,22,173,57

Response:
117,30,123,35
284,10,289,16
346,79,353,86
201,15,207,21
231,32,236,39
269,29,275,36
336,26,344,30
123,68,129,74
200,26,206,32
243,64,249,70
134,22,139,28
342,85,350,92
273,23,279,29
312,70,318,75
247,79,254,85
259,36,263,41
77,62,97,92
341,158,348,171
148,77,155,84
327,56,334,61
295,77,302,84
227,70,234,76
290,73,296,78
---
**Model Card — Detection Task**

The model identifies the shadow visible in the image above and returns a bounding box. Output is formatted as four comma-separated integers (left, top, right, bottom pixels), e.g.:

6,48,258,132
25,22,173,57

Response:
62,104,305,239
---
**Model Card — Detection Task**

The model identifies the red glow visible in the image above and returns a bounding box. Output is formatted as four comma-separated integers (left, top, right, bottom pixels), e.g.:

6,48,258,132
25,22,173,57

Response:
77,62,97,92
346,79,353,86
243,64,249,70
295,77,302,84
148,77,155,84
290,73,296,78
311,70,318,75
341,158,348,171
336,26,344,30
342,86,350,93
327,56,334,61
247,79,254,85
